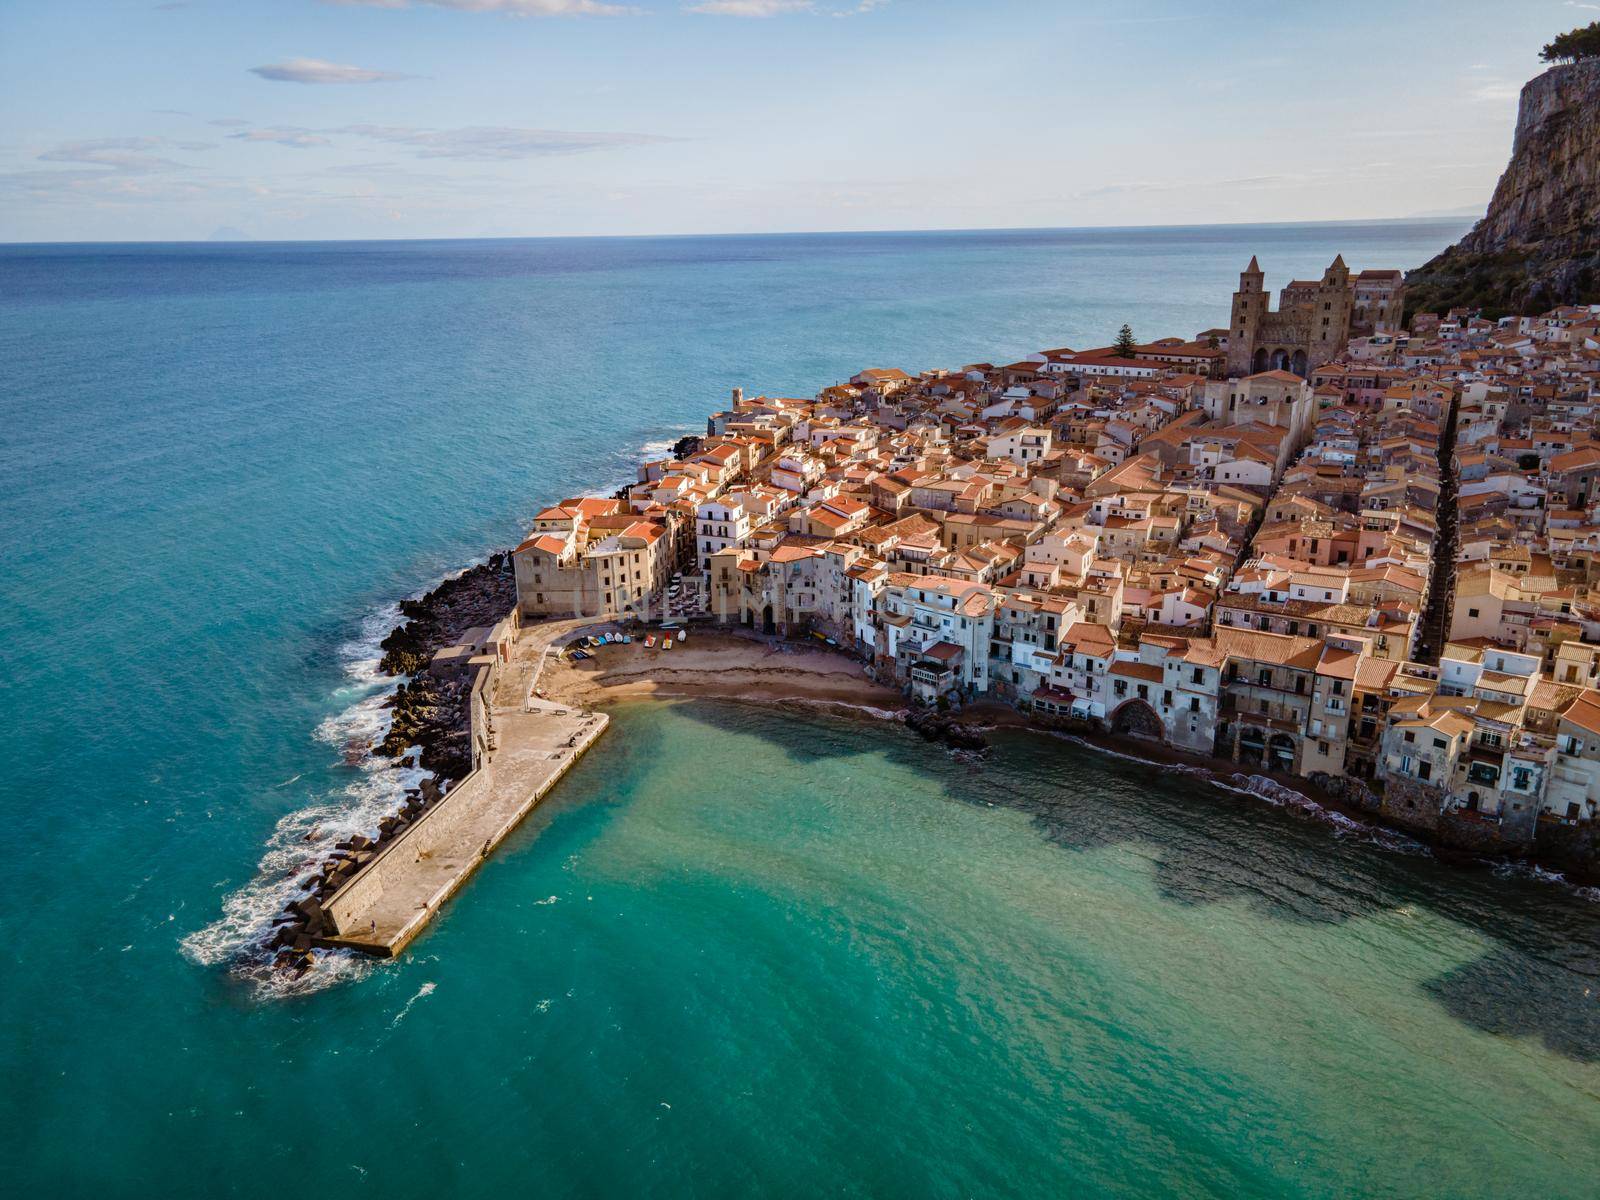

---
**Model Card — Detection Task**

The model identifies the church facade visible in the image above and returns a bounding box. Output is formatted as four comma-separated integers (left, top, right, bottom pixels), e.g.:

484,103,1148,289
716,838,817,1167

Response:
1225,256,1405,378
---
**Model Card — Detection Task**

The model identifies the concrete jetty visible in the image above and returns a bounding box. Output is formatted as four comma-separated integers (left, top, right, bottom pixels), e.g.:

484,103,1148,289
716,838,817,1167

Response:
318,620,605,957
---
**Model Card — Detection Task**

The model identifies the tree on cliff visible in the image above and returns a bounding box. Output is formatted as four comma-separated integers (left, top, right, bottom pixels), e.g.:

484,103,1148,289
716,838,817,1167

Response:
1541,21,1600,64
1113,324,1136,358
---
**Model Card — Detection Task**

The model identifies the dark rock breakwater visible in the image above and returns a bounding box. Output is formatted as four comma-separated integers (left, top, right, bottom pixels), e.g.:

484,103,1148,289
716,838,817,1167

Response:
272,555,516,977
378,553,516,675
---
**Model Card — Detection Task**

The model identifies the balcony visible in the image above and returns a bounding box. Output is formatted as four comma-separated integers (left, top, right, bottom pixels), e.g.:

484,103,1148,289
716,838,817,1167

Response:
1220,700,1303,733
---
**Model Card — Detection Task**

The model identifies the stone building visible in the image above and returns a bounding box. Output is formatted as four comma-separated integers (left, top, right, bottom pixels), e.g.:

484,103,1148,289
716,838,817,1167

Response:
511,498,675,620
1225,256,1405,378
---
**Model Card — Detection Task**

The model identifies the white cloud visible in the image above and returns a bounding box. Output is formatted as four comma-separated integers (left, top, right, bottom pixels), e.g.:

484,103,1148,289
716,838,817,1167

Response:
249,58,415,84
36,138,191,174
685,0,813,14
322,0,636,14
230,128,334,148
1469,80,1521,102
339,124,674,158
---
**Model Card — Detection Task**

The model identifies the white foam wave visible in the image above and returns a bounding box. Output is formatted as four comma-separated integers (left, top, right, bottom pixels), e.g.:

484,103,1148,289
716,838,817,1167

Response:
1492,860,1600,903
778,697,907,722
593,429,701,497
183,585,447,998
636,437,683,461
392,981,436,1027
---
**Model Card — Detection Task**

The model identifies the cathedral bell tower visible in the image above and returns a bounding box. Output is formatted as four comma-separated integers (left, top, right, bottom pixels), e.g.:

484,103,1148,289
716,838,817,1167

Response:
1227,256,1266,376
1310,254,1354,369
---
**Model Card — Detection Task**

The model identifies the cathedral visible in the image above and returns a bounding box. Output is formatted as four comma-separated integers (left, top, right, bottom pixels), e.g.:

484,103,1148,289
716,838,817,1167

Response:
1225,256,1405,378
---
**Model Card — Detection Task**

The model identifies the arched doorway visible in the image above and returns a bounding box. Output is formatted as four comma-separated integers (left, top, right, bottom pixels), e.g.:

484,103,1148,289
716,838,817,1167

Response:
1251,347,1269,374
1269,348,1290,372
1110,699,1164,740
1291,349,1308,377
761,604,775,635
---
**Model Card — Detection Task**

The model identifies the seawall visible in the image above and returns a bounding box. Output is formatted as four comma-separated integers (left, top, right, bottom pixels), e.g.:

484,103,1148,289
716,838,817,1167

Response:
317,620,608,957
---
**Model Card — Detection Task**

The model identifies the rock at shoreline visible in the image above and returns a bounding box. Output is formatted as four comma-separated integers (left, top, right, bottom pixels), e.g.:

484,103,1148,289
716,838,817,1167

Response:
905,707,989,753
378,553,515,676
379,674,473,782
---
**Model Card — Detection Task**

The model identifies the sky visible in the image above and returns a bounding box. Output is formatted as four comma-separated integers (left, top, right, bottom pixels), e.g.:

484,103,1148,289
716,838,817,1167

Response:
0,0,1587,242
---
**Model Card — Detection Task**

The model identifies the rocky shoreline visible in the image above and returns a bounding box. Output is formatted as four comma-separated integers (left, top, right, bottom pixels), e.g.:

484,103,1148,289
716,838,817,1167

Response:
905,707,990,755
963,708,1600,893
268,553,518,977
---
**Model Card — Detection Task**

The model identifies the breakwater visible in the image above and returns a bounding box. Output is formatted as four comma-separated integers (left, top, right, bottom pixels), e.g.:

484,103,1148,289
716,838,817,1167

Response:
285,617,607,959
263,584,608,967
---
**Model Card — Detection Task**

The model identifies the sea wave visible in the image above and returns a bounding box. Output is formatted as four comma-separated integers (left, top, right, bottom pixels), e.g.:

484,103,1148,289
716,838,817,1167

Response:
1492,859,1600,903
181,589,435,998
596,429,701,496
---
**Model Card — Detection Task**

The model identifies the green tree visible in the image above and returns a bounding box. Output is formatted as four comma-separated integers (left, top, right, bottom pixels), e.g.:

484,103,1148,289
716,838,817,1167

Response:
1113,324,1136,358
1541,21,1600,64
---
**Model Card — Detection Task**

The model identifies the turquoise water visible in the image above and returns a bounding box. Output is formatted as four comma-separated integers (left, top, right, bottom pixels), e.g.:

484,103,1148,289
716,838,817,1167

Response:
7,222,1598,1196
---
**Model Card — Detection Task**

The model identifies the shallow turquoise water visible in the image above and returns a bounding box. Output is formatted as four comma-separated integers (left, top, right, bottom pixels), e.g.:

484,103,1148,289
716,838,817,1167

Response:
9,224,1598,1196
19,700,1600,1197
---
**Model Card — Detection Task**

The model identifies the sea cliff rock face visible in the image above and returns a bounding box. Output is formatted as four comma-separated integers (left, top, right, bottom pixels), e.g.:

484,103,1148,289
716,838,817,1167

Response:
1407,59,1600,316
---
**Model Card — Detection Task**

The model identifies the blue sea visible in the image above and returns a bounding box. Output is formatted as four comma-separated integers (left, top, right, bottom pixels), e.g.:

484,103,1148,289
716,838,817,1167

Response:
6,221,1600,1197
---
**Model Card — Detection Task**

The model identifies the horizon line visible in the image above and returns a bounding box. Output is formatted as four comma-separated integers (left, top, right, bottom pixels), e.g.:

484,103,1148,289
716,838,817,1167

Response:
0,213,1479,250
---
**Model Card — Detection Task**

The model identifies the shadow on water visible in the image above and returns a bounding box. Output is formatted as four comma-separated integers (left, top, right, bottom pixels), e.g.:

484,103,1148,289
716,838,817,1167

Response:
1425,946,1600,1063
670,699,1600,1063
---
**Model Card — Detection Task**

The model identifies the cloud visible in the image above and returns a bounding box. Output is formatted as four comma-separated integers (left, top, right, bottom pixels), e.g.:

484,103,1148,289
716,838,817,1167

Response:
1469,80,1521,102
230,127,333,148
249,57,415,84
685,0,812,13
209,118,251,127
321,0,636,14
36,138,190,174
339,123,674,158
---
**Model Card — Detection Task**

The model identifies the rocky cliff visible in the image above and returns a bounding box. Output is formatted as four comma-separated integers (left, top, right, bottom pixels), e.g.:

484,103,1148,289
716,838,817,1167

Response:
1407,58,1600,317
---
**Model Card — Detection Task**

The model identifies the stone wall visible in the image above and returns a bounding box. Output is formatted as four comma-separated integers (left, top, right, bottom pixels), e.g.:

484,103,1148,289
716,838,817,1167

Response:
324,656,500,937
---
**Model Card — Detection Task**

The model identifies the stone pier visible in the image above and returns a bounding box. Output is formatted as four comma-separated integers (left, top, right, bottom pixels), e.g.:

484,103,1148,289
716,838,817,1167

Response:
319,620,606,957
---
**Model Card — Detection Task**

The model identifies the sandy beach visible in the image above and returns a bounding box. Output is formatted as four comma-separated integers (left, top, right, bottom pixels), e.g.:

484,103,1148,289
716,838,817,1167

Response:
540,628,905,714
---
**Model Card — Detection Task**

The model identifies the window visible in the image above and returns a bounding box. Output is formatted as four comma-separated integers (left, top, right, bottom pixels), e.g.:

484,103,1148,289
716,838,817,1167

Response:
1403,730,1415,743
1433,737,1447,750
1189,697,1200,713
1468,608,1479,618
